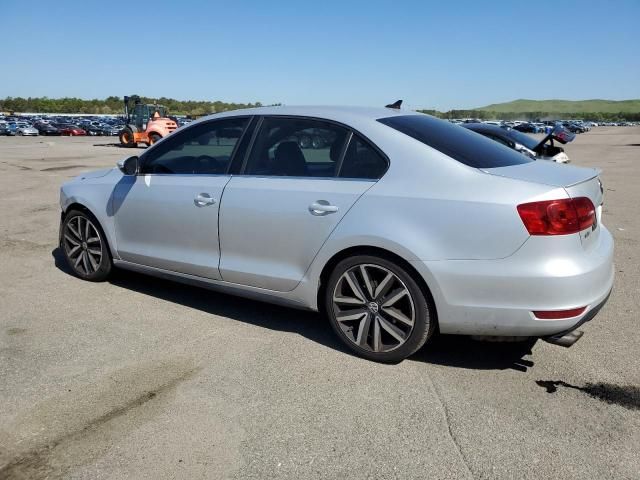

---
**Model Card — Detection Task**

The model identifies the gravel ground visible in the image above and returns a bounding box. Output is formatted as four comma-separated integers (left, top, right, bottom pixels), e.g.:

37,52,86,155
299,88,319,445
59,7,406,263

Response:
0,129,638,479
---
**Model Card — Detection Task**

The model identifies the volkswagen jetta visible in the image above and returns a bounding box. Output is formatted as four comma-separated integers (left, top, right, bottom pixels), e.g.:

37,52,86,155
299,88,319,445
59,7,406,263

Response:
59,106,614,362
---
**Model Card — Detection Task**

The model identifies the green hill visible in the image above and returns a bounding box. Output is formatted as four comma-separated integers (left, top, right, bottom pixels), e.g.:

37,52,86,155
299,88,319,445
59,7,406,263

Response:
475,99,640,114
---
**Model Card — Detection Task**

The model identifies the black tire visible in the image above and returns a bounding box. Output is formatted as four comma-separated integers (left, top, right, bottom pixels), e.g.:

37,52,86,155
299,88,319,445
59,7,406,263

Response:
325,255,435,363
119,127,136,147
61,209,112,282
149,132,161,145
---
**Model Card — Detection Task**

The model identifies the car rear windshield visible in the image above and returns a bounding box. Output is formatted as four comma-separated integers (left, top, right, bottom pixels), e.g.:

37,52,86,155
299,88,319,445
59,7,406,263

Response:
378,115,533,168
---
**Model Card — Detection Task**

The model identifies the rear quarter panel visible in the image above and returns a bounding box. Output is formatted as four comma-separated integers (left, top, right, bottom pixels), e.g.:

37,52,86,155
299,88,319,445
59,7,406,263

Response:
295,136,566,310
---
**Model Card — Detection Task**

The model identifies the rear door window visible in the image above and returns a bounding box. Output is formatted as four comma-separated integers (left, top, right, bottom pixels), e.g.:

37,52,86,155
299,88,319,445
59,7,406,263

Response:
244,117,349,178
378,115,532,168
338,135,388,179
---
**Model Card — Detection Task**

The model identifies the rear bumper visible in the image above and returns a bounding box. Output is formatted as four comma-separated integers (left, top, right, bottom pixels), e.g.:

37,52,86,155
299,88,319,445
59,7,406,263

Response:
413,226,614,337
543,289,611,345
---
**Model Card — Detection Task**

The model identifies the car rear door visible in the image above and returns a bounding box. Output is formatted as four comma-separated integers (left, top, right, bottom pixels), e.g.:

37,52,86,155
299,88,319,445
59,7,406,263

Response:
113,117,250,279
218,116,388,292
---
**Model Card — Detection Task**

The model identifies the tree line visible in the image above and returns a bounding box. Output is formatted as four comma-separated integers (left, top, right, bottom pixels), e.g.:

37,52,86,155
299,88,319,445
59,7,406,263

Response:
1,96,638,121
417,109,640,122
0,96,265,116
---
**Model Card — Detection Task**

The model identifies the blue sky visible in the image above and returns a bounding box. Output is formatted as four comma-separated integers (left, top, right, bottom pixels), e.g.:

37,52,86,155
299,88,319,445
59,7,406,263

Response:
3,0,639,110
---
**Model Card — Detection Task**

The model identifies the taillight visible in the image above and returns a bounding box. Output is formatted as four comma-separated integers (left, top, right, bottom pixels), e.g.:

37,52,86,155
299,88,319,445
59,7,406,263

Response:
517,197,595,235
533,306,587,319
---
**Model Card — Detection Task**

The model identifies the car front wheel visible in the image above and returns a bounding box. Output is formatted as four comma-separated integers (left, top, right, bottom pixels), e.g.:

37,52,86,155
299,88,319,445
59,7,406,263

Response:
325,255,435,362
61,210,112,281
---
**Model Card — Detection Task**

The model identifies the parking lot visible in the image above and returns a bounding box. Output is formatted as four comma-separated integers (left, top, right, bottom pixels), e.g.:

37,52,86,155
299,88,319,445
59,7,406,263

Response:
0,129,638,479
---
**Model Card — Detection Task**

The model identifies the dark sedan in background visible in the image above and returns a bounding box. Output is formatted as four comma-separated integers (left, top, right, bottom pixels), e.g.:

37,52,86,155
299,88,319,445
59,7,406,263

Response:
463,123,573,163
34,123,62,136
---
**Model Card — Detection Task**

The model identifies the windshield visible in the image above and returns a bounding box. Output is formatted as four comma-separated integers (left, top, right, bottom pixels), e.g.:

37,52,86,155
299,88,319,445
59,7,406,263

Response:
378,115,532,168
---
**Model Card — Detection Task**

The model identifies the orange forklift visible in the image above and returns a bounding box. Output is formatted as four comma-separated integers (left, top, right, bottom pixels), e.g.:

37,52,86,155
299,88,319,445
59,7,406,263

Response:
118,95,178,147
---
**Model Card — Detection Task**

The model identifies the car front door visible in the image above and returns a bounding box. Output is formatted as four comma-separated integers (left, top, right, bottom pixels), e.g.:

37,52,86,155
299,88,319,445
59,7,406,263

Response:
113,117,250,279
218,116,389,291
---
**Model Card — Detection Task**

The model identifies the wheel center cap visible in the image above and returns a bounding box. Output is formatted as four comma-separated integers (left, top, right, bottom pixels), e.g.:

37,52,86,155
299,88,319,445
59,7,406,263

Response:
367,302,379,313
82,241,87,250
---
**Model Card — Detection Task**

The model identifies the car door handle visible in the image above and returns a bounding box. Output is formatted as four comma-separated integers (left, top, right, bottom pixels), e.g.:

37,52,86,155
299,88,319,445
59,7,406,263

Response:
309,200,338,216
194,193,217,207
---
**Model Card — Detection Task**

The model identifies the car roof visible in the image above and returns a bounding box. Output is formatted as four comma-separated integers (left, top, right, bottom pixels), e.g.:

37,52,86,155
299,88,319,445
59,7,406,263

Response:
197,105,416,125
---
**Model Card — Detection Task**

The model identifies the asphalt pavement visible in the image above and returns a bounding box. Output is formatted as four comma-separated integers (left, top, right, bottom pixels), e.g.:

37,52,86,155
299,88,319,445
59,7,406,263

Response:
0,130,638,479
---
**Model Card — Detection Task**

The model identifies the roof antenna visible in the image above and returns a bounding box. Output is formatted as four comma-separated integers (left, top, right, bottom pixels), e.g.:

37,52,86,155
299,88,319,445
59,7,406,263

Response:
385,100,402,109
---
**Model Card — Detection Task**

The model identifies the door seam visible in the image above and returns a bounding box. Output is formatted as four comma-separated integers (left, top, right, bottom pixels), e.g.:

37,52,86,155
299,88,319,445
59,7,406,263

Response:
291,181,379,291
216,175,234,278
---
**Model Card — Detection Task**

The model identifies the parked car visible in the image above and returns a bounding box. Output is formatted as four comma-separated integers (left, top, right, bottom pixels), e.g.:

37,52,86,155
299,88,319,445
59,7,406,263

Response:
82,125,106,136
16,125,39,136
107,125,122,135
513,122,538,133
5,123,19,135
58,106,613,362
55,124,87,136
563,122,586,134
34,122,61,136
0,123,13,136
464,123,573,163
90,124,118,136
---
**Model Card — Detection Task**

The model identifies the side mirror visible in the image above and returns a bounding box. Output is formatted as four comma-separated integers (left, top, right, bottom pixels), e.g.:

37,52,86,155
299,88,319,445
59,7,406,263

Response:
117,156,138,175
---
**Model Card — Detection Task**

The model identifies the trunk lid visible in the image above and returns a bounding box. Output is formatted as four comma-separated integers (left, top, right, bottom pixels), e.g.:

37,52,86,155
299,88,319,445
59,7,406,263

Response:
483,161,604,249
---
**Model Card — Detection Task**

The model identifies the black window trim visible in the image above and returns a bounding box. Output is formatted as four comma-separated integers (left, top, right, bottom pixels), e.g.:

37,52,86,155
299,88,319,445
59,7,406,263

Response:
227,115,259,175
138,115,253,176
239,115,264,175
334,131,353,177
236,114,390,180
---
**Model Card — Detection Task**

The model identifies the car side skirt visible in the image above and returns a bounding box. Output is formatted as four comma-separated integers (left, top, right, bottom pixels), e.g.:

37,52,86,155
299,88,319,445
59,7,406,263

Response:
113,259,314,312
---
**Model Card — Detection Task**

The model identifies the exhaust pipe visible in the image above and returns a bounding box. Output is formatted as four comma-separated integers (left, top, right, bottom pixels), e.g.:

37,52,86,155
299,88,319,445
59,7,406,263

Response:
543,329,584,348
542,289,612,348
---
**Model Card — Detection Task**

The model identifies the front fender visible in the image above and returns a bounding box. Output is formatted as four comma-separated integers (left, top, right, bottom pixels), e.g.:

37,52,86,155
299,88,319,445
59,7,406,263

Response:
60,171,122,259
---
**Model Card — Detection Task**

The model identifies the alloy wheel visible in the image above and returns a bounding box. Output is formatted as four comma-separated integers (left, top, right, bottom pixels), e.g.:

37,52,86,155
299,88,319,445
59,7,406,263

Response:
63,215,103,276
332,264,415,352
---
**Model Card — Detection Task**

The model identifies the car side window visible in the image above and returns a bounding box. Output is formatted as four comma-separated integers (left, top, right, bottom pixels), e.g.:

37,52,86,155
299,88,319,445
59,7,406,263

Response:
244,117,349,177
141,117,249,175
338,134,388,180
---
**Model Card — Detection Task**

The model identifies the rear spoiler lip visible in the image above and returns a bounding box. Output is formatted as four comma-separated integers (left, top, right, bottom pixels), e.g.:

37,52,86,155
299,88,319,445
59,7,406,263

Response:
564,167,601,187
479,164,601,188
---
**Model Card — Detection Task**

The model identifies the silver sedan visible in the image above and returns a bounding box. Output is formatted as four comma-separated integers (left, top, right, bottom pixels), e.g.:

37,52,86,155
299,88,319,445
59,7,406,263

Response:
16,125,39,136
58,106,614,362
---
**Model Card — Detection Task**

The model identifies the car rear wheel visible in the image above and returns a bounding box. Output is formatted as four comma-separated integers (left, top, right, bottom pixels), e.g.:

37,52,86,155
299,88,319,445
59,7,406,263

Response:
61,210,112,281
325,255,435,362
